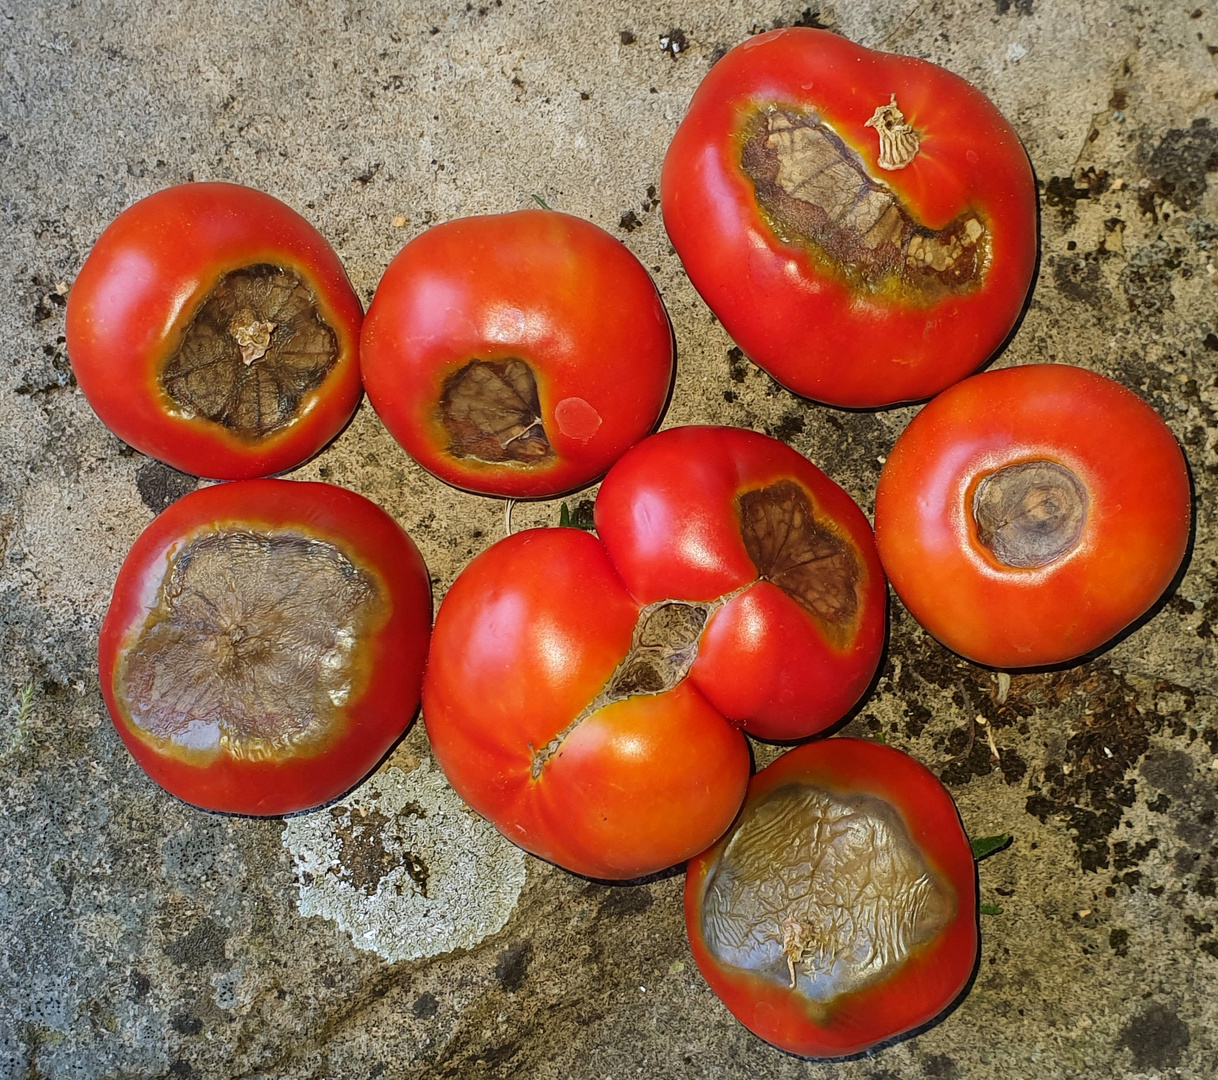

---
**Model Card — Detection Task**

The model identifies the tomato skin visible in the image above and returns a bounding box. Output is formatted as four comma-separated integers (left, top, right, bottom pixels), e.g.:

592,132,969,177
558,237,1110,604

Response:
425,426,885,877
99,480,432,815
873,364,1192,668
423,527,749,879
595,426,887,739
67,183,364,479
685,738,978,1059
361,210,674,498
661,28,1037,407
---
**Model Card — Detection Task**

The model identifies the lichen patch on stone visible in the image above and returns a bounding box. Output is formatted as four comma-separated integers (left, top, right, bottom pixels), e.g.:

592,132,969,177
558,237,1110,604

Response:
116,530,381,759
737,480,860,626
973,460,1088,569
283,759,527,963
439,358,553,464
740,108,987,295
700,784,953,1002
161,264,339,438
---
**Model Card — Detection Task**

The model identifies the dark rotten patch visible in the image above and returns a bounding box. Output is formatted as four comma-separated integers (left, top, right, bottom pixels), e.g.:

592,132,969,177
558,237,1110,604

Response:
161,264,338,438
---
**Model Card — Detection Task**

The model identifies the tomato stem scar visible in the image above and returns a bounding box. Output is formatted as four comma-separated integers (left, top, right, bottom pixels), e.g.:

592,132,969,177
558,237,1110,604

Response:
864,94,921,171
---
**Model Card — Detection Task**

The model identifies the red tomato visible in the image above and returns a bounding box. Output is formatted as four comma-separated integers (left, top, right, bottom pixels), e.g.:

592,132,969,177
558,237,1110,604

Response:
99,480,432,815
423,426,886,879
685,737,978,1058
360,210,674,498
661,28,1037,407
67,183,364,480
873,364,1192,668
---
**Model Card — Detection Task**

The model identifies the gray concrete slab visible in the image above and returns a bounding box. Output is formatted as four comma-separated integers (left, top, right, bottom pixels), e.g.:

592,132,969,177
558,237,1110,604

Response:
2,1,1216,1077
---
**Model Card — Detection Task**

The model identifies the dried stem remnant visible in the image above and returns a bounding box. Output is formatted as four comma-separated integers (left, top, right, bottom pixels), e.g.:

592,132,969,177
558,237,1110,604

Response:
440,359,553,464
161,265,338,438
700,785,954,1001
864,94,921,171
117,531,382,759
740,108,986,294
973,460,1088,569
738,480,859,625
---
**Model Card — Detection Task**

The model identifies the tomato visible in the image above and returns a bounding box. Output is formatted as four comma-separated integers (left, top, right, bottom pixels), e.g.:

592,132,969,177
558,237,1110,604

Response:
360,209,674,499
67,183,364,480
685,737,978,1058
661,28,1037,408
99,479,432,815
423,426,885,879
873,364,1192,668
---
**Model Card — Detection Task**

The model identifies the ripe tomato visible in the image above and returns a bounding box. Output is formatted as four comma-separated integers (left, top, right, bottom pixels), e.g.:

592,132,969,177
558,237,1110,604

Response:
360,210,674,499
67,183,364,480
685,737,978,1058
423,426,886,879
99,480,432,815
661,28,1037,408
873,364,1192,668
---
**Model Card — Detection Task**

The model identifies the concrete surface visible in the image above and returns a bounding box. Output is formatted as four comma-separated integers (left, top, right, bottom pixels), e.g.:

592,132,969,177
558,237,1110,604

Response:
2,0,1217,1077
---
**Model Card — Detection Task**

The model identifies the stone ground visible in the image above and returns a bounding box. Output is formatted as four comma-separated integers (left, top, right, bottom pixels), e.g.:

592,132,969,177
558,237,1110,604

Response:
2,0,1217,1076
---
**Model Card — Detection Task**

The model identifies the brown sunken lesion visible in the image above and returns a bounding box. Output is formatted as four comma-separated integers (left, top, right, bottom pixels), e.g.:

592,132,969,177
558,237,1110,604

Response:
116,530,383,760
737,480,860,626
700,784,955,1002
161,265,339,439
739,107,988,297
439,358,554,465
973,460,1089,569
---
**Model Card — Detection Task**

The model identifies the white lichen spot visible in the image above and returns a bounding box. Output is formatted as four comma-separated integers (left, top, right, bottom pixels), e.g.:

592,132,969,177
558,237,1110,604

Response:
282,758,527,962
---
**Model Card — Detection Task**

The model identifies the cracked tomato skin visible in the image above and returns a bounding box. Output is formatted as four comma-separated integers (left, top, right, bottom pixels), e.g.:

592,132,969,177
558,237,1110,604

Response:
100,480,432,815
360,209,674,499
594,426,887,740
873,364,1192,668
685,738,978,1058
661,28,1037,407
67,183,364,479
423,426,885,879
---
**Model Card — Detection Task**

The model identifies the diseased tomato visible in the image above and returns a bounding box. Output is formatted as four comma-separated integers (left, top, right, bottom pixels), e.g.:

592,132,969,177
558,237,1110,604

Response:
423,426,886,879
685,737,978,1058
360,209,674,499
67,182,364,480
873,364,1192,668
99,480,432,815
661,28,1037,407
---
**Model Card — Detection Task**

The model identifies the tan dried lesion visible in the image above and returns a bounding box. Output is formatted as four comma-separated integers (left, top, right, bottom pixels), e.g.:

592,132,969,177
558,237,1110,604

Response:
737,480,860,628
439,358,553,465
973,460,1088,569
116,531,383,760
700,785,955,1002
161,265,339,440
740,107,988,297
530,597,721,779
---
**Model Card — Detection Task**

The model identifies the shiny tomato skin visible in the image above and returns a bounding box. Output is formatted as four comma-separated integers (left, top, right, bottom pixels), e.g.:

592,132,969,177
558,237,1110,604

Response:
661,28,1037,407
423,527,749,879
361,210,674,499
67,183,364,480
685,738,978,1058
594,426,887,740
99,480,432,815
873,364,1192,668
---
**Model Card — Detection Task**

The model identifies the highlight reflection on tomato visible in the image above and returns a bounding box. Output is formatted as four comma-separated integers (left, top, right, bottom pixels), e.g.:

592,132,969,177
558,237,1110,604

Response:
685,738,978,1058
873,364,1192,668
99,480,432,815
423,426,886,879
361,210,674,499
661,28,1037,407
67,183,365,479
